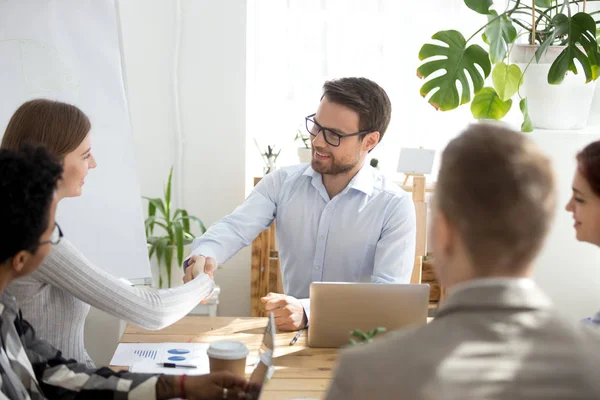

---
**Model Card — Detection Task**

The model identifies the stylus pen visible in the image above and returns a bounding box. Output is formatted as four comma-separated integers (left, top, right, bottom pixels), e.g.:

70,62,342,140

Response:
157,363,197,369
289,329,304,346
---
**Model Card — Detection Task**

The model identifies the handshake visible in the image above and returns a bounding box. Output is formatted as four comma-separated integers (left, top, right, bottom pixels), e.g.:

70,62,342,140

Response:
183,255,307,331
183,255,217,282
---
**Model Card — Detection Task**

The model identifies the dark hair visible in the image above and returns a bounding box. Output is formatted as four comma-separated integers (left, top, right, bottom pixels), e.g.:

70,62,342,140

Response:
1,99,91,159
577,140,600,197
436,123,555,273
321,77,392,143
0,146,63,263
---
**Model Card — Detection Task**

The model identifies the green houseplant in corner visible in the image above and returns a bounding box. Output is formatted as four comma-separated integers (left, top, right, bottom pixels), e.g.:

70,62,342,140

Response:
418,0,600,131
144,167,206,288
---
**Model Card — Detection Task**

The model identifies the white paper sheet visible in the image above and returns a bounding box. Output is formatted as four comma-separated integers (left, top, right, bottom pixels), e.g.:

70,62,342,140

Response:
110,343,210,375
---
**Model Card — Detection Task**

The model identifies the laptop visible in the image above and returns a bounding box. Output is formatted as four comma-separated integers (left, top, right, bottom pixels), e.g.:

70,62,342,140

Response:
246,312,276,399
308,282,430,348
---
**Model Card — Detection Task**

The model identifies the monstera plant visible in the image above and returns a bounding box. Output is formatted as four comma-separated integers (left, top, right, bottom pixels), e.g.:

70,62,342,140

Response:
418,0,600,131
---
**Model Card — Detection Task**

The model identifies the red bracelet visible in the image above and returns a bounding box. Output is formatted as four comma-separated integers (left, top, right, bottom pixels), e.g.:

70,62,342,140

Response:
180,374,187,399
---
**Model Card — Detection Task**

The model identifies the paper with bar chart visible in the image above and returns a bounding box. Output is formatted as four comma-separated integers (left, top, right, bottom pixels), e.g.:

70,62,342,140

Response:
110,343,210,374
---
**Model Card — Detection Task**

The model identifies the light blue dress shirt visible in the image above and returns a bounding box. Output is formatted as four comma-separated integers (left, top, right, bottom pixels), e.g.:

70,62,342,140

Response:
189,162,416,313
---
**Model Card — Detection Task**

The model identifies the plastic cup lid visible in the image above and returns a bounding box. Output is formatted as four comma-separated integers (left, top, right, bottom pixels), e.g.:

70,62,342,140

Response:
207,341,249,360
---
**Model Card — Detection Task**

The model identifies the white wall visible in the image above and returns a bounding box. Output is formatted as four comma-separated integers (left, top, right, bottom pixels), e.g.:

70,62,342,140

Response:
530,127,600,320
85,0,249,366
118,0,249,317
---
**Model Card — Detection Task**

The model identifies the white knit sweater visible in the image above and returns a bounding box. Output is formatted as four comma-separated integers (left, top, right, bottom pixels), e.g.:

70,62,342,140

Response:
5,238,213,367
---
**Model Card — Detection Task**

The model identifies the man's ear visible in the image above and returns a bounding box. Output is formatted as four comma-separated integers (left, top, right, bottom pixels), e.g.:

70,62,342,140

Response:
10,251,29,274
362,131,380,152
432,210,455,258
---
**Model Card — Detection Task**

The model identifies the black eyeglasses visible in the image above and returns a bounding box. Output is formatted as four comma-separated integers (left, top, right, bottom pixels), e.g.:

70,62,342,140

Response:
305,113,372,147
39,223,63,246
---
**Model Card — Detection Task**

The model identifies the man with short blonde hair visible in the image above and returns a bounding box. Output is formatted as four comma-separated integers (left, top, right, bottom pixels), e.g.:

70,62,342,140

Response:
325,123,600,400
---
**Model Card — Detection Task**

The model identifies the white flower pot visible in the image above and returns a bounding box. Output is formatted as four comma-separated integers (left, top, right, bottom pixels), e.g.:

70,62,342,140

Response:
297,147,312,164
148,243,192,288
510,44,597,130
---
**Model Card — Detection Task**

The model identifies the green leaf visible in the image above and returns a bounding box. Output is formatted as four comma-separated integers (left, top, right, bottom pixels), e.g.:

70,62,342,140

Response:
144,216,169,234
485,11,518,63
143,197,166,219
492,62,522,101
373,327,387,335
148,238,159,260
174,209,190,232
176,215,207,234
534,0,555,7
155,237,166,271
470,87,513,120
418,30,492,111
464,0,493,14
547,12,600,84
174,221,185,268
164,245,173,288
535,14,564,63
520,98,534,132
164,167,174,221
147,200,156,236
350,329,368,341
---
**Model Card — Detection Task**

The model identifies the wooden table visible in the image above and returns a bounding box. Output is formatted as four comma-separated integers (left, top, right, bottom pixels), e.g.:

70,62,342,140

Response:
115,316,337,400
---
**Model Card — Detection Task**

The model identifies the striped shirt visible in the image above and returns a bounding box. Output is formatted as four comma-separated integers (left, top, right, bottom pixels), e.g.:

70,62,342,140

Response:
0,293,157,399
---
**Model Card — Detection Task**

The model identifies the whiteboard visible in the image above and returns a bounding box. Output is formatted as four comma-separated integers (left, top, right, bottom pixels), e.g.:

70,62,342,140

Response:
0,0,151,283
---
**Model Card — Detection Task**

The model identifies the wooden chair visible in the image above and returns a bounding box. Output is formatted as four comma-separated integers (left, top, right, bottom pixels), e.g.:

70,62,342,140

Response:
249,175,442,317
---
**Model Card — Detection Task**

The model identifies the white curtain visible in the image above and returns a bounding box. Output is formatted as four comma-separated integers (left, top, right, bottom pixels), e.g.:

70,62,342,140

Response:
246,0,503,181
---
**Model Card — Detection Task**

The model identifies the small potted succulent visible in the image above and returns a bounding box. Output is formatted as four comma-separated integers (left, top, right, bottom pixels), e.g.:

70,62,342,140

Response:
348,327,387,346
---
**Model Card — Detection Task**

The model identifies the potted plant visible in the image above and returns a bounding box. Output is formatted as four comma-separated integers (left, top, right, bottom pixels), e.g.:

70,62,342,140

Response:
295,128,312,163
144,167,206,288
418,0,600,131
348,327,387,346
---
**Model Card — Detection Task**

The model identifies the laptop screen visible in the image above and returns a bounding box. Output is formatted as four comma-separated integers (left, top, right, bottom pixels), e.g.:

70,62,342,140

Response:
246,312,276,399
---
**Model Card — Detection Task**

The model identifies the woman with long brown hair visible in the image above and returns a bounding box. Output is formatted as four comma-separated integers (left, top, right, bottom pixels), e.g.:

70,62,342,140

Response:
1,99,214,367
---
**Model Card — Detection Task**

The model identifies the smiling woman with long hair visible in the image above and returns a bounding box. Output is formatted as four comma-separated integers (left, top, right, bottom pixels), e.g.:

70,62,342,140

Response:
1,99,213,367
565,140,600,324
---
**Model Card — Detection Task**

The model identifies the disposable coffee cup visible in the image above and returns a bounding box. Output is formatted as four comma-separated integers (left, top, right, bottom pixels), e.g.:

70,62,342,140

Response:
207,341,249,378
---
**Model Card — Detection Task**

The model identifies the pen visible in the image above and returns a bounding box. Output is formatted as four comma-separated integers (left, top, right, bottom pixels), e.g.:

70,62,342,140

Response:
289,329,304,346
157,362,197,369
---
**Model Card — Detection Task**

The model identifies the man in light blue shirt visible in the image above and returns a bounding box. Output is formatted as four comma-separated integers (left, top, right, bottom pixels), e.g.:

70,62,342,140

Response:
184,77,416,331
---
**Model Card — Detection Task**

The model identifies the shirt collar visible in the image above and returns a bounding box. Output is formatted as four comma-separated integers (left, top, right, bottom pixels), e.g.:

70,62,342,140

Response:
302,161,374,197
437,277,553,317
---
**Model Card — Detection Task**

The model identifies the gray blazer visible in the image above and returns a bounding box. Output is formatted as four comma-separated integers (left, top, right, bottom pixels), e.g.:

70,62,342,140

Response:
325,278,600,400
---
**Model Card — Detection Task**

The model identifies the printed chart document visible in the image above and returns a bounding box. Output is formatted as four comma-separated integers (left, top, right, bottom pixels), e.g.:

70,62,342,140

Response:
110,343,210,375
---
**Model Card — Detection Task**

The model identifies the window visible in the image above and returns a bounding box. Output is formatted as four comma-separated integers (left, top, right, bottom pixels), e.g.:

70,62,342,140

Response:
247,0,490,190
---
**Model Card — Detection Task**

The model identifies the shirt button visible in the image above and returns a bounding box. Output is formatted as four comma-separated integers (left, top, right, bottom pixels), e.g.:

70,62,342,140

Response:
314,265,320,270
319,234,325,239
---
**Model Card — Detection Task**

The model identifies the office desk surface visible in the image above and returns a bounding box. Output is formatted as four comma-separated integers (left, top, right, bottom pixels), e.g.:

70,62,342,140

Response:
116,316,336,400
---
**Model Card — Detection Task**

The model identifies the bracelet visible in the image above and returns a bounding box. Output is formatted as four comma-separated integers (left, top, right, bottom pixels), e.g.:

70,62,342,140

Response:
180,374,187,399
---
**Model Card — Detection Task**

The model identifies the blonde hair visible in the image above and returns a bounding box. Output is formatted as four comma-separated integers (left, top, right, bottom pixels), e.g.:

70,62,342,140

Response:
436,123,556,272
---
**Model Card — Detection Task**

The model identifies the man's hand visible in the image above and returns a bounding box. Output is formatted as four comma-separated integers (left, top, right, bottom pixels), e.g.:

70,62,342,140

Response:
184,255,217,282
260,292,307,331
157,372,248,400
